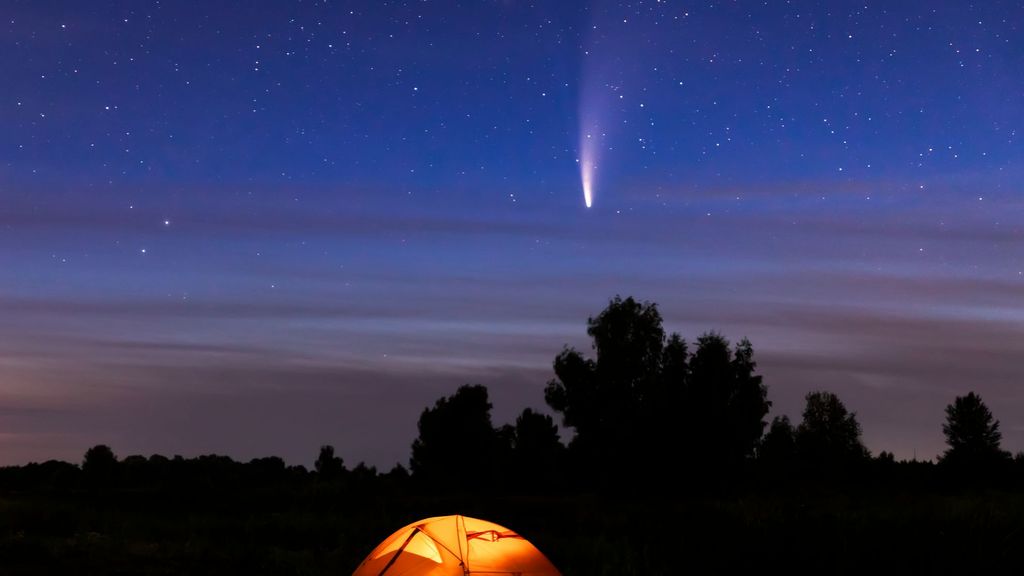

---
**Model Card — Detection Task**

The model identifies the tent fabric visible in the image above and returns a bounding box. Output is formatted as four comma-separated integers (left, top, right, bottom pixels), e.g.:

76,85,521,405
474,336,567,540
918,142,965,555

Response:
352,515,561,576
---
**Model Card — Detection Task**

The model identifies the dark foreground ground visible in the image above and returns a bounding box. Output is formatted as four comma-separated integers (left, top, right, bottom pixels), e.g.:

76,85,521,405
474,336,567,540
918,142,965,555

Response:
3,472,1024,576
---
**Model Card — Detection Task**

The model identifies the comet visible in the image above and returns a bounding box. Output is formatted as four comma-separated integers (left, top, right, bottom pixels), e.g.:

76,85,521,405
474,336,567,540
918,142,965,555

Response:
579,126,599,208
580,154,595,208
578,2,622,209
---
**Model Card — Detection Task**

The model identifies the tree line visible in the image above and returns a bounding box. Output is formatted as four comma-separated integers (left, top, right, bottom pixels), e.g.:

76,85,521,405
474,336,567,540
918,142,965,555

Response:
410,296,1014,491
0,295,1017,493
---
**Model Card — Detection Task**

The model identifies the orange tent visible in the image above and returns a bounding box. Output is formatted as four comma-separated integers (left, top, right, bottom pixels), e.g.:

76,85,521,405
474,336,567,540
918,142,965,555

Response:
352,514,561,576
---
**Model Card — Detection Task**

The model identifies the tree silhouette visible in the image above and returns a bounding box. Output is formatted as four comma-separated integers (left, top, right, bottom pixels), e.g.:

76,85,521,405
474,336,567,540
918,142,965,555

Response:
759,415,797,466
545,297,667,479
941,391,1009,467
82,444,118,488
544,296,770,482
686,333,771,467
83,444,117,474
314,444,345,478
545,297,663,457
795,391,869,467
508,408,565,488
410,384,503,488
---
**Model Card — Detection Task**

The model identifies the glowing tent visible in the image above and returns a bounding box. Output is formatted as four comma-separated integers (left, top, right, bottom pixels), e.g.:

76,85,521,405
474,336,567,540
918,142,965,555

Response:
352,514,561,576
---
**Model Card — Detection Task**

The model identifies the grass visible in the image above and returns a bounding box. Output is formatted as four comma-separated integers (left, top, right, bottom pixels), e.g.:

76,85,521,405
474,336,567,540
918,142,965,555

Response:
3,485,1024,575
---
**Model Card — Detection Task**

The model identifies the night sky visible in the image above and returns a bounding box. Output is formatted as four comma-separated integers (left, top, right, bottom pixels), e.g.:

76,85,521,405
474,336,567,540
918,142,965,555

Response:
2,1,1022,468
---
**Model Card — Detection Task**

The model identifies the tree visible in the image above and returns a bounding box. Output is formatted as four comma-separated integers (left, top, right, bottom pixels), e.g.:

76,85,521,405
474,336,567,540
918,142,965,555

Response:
82,444,118,488
82,444,118,475
410,384,504,488
941,392,1009,467
795,391,869,466
246,456,287,487
545,297,663,458
509,408,564,488
314,444,345,478
544,296,770,481
686,333,771,466
759,415,797,465
545,297,666,480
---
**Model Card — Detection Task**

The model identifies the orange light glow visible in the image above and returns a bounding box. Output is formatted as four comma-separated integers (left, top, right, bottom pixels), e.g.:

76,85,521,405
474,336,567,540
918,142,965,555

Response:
352,514,561,576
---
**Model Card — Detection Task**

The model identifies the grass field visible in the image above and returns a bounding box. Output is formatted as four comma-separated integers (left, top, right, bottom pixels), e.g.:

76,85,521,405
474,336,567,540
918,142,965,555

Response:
3,478,1024,575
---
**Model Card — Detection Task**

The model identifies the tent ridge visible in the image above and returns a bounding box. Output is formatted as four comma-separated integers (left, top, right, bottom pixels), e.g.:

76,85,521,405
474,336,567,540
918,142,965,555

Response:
466,529,523,542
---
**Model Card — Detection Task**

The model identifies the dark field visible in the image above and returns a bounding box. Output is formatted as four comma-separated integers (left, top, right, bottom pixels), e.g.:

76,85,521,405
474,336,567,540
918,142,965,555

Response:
3,463,1024,575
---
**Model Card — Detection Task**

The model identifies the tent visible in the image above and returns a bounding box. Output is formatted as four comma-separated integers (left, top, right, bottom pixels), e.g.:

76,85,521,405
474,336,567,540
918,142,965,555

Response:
352,514,561,576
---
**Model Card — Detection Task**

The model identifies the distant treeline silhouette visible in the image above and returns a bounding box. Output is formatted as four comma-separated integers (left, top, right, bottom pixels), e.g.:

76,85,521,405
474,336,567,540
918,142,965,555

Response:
0,296,1019,494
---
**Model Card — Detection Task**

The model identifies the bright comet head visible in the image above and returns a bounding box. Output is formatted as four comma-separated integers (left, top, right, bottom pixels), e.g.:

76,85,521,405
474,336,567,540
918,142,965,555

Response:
580,156,594,208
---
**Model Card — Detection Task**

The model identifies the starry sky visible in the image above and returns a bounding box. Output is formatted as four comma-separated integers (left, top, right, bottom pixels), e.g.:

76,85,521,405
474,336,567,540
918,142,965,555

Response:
2,1,1022,468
